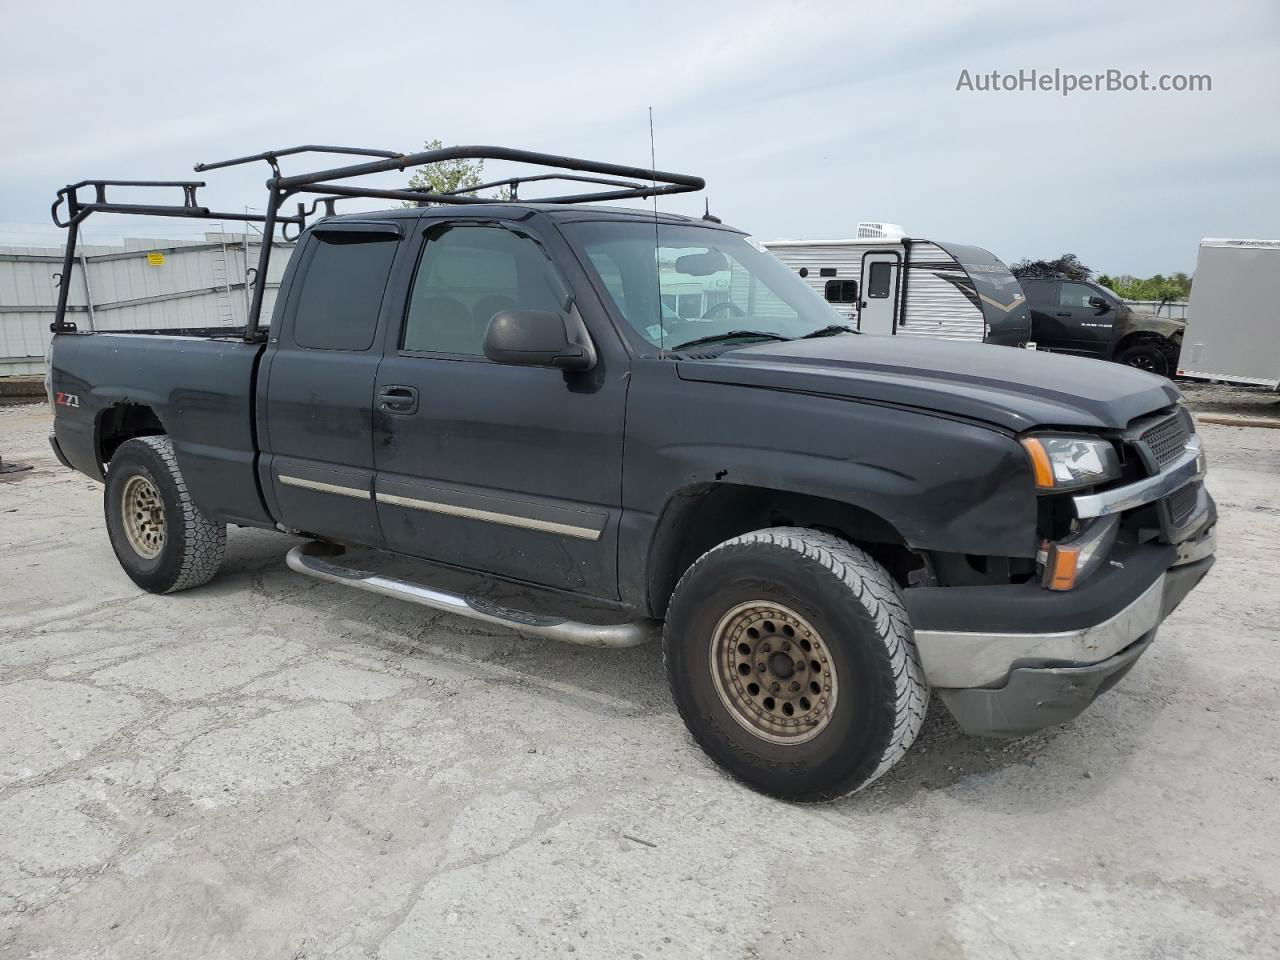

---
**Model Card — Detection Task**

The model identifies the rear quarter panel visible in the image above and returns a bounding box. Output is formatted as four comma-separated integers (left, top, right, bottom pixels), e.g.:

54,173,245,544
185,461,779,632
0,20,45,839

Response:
50,332,271,527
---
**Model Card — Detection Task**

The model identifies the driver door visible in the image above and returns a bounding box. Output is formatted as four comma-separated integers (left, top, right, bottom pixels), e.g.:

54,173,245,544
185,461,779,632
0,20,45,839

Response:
1054,281,1115,358
371,218,627,599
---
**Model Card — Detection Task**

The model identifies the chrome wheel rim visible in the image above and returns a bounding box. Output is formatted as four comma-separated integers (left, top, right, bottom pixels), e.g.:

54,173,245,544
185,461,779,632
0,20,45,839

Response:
121,474,165,559
708,601,838,745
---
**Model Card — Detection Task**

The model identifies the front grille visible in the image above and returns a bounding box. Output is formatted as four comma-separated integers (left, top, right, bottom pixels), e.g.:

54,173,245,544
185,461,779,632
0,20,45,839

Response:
1166,481,1200,527
1138,410,1192,469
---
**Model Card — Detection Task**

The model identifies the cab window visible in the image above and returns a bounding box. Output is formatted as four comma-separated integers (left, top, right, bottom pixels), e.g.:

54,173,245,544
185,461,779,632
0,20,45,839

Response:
1059,282,1100,309
292,231,399,351
402,225,566,356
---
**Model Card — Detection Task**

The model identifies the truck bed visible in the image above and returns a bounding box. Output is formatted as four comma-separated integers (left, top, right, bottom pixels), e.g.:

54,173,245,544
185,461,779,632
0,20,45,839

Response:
50,331,272,528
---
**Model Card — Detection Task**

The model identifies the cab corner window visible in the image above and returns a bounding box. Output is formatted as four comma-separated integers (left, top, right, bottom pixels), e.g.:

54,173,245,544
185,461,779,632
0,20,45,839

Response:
403,225,566,356
293,231,399,351
1023,280,1057,306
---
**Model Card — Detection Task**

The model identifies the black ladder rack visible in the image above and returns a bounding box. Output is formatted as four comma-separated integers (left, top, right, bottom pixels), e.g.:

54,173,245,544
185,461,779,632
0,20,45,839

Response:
49,144,705,342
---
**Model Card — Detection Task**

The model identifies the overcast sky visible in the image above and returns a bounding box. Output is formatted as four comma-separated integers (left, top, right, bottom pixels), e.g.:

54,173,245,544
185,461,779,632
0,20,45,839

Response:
2,0,1276,275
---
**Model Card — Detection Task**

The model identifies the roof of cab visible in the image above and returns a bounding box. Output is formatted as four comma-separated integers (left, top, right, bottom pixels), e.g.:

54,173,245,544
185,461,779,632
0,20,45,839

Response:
320,202,744,232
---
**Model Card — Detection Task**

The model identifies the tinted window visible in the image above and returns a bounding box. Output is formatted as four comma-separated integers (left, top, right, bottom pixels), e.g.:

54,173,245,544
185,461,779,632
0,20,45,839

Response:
1059,282,1098,308
293,232,399,350
867,262,893,299
1022,280,1057,306
403,225,565,356
824,279,858,303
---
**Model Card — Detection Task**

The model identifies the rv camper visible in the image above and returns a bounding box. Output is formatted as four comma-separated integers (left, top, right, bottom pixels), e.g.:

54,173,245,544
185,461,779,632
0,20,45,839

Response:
764,224,1030,347
1179,238,1280,389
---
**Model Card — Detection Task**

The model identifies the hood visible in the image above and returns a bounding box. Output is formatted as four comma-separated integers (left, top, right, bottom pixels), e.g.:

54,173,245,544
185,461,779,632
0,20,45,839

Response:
676,336,1179,432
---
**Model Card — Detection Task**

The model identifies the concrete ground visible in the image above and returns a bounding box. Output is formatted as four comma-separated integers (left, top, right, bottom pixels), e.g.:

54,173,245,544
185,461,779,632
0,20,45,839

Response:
1,398,1277,960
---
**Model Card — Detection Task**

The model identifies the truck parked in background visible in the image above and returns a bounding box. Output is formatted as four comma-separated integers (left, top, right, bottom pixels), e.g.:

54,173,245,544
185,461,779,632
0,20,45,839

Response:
1021,277,1187,378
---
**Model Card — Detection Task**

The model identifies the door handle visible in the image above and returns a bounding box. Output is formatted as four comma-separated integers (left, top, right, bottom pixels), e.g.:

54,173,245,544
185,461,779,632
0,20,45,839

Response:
1054,312,1072,317
378,385,418,414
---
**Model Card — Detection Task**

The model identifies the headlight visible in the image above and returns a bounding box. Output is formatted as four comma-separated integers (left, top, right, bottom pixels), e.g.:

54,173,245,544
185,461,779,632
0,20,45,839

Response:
1020,435,1120,492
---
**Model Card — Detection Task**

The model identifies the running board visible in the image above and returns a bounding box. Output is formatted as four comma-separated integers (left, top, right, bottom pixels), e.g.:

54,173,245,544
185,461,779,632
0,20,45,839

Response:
285,541,658,648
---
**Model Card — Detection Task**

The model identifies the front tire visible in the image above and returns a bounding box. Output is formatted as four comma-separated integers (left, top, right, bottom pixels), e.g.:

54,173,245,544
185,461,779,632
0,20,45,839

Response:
663,527,927,801
104,436,226,593
1116,340,1173,376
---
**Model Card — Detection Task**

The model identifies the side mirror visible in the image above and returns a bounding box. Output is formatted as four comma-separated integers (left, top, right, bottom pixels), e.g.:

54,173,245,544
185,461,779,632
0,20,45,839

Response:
483,309,597,371
1087,295,1110,311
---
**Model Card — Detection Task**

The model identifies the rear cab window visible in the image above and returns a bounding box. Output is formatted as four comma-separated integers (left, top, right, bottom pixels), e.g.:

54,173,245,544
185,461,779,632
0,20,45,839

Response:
291,229,400,351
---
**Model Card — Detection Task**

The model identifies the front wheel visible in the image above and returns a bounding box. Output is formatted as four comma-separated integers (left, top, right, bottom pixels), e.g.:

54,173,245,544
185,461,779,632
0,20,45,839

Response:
663,527,927,801
1116,340,1174,376
104,436,226,593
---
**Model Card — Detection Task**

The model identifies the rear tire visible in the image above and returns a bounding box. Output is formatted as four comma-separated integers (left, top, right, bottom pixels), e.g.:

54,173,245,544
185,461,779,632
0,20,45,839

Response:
663,527,927,801
104,436,226,594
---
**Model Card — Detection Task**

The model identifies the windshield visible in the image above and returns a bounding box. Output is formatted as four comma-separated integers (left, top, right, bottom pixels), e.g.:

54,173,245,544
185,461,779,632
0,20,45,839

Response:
1094,283,1123,302
562,221,845,350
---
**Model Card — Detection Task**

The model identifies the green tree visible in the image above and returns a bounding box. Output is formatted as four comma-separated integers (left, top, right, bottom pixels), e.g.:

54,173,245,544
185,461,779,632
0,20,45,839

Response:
1009,253,1093,281
404,139,511,203
1097,272,1192,302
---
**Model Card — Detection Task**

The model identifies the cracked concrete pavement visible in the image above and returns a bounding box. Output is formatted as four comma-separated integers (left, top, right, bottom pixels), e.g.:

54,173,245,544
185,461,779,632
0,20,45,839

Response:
1,400,1278,959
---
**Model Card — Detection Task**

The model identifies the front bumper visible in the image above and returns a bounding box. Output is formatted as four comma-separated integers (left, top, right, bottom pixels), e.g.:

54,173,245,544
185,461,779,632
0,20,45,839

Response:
906,507,1216,737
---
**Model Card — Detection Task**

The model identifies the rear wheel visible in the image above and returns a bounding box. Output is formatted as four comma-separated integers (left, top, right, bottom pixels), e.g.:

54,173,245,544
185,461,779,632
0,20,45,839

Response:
663,527,927,801
104,436,226,593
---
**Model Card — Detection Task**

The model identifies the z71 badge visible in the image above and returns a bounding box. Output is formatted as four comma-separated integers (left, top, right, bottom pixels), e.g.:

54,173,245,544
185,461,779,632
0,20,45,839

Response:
55,391,80,408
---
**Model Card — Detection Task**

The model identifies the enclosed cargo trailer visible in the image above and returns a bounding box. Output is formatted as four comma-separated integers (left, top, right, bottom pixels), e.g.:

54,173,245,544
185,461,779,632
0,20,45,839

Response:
1179,238,1280,388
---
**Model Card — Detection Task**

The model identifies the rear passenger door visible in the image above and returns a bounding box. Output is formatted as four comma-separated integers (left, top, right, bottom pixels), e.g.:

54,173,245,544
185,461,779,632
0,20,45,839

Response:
259,222,402,546
371,218,627,599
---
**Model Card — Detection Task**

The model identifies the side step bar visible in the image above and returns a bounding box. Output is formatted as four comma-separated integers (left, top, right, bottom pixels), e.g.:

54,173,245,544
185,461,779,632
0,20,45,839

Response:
285,541,659,648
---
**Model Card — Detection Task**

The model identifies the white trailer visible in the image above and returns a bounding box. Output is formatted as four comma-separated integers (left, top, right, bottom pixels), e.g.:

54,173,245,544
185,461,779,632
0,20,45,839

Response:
1179,238,1280,388
764,223,1030,347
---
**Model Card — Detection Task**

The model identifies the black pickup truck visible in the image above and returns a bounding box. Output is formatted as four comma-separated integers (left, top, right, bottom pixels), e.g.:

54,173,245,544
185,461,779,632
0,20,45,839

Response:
1023,277,1186,376
46,146,1216,801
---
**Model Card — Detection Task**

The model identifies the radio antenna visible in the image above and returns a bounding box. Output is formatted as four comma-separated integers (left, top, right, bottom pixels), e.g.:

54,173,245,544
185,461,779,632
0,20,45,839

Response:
649,106,664,354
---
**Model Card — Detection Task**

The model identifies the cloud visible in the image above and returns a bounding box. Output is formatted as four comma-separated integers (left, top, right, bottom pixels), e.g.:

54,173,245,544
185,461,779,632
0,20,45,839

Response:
1,0,1275,273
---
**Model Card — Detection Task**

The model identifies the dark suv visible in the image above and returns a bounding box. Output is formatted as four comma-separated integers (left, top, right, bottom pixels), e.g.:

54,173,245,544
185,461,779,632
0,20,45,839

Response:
1022,278,1185,376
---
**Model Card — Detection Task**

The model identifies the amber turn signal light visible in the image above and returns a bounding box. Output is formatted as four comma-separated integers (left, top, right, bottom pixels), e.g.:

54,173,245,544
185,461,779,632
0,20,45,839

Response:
1044,544,1081,591
1020,437,1056,490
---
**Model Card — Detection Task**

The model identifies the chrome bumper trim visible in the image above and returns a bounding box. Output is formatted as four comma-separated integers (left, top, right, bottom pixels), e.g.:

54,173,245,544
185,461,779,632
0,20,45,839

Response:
1073,435,1203,519
914,574,1167,689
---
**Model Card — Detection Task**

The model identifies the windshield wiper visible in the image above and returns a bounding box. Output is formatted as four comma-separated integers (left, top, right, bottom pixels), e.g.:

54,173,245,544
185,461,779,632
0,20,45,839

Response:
800,324,858,338
669,330,792,351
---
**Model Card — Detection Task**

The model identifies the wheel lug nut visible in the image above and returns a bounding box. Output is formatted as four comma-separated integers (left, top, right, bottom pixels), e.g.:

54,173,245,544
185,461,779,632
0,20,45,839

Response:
762,643,771,653
770,682,780,693
782,641,791,651
790,681,800,691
